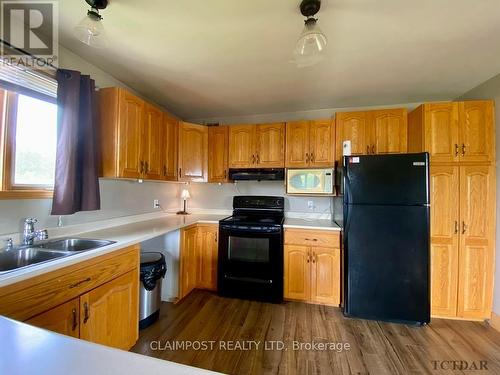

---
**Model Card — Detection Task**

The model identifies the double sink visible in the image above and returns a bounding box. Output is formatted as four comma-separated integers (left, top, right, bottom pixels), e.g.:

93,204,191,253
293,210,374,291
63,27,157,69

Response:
0,238,116,274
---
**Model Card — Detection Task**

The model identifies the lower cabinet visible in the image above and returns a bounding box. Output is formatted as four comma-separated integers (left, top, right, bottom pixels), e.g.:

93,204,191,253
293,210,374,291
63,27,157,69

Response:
284,229,341,306
0,246,140,350
179,224,218,300
26,298,80,338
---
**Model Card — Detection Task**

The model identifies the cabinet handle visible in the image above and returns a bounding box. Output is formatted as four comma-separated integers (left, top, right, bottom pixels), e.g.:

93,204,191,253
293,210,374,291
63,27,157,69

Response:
371,145,375,154
366,145,370,154
310,152,314,162
454,221,459,234
215,233,218,242
462,143,466,156
71,308,78,331
179,167,182,177
256,154,260,164
312,253,316,263
306,153,309,162
304,238,318,242
140,160,144,174
144,161,149,174
163,165,167,176
462,221,467,234
455,144,459,157
307,254,310,263
69,277,91,289
83,302,90,324
224,170,227,180
252,154,256,164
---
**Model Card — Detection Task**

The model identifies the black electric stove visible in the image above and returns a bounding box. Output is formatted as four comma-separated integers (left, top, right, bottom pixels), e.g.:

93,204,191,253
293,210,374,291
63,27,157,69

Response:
218,196,284,303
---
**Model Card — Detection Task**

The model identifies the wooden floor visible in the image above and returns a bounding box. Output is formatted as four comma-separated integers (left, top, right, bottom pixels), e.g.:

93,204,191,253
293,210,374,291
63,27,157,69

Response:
132,290,500,374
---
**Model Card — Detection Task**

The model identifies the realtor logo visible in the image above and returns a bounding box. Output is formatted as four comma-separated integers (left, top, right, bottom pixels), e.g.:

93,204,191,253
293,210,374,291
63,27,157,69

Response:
1,0,58,68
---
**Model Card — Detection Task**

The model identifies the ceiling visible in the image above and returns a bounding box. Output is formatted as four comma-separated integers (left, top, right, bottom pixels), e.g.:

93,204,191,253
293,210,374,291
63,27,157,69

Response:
58,0,500,120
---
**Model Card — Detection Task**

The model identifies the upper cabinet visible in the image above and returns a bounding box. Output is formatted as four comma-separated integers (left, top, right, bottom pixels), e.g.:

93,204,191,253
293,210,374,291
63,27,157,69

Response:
336,109,407,162
228,123,285,168
208,126,229,183
285,119,334,168
408,101,494,164
162,113,178,181
97,87,178,181
178,122,208,182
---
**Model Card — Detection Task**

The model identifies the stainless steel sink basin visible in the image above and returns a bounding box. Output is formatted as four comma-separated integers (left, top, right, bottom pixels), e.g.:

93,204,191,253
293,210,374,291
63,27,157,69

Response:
37,238,116,252
0,248,68,273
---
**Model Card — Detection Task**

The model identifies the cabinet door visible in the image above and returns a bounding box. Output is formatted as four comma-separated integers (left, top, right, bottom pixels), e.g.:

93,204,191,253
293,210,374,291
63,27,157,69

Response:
336,111,369,161
285,121,310,168
26,298,80,338
80,270,139,350
228,125,256,168
284,245,310,301
198,225,218,291
208,126,229,183
178,122,208,182
180,226,199,299
310,247,340,306
309,119,335,167
142,104,163,180
458,101,494,163
118,90,144,178
458,165,494,319
162,114,178,181
424,103,459,163
429,166,460,317
256,123,285,168
371,109,408,154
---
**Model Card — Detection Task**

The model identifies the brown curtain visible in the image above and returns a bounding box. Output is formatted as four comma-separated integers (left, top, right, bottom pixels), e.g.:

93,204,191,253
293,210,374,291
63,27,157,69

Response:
51,69,100,215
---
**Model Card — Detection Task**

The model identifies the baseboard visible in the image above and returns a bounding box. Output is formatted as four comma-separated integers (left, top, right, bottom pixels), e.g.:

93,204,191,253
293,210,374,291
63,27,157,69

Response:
490,312,500,332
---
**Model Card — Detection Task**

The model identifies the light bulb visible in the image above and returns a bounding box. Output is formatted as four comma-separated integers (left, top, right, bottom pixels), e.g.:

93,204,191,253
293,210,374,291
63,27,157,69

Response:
74,8,108,48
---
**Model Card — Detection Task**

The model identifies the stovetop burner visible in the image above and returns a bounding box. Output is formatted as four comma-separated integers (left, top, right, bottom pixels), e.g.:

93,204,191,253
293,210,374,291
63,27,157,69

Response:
220,214,284,226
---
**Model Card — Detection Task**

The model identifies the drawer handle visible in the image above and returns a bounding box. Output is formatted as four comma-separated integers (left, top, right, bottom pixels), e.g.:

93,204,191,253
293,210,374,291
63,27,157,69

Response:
305,238,318,242
71,308,78,331
83,302,90,324
69,277,91,289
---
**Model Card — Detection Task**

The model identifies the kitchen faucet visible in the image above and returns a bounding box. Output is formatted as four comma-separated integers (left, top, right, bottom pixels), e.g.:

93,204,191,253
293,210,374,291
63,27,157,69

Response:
22,218,48,245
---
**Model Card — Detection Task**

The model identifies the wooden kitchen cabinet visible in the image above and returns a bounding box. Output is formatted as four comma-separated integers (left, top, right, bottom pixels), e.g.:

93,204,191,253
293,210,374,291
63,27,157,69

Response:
97,87,179,181
162,113,178,181
178,122,208,182
286,119,334,168
142,103,164,180
179,226,200,299
228,123,285,168
80,270,139,350
26,298,80,338
408,101,494,164
336,109,407,162
208,126,229,182
198,225,218,291
429,165,495,319
284,229,341,306
228,125,256,168
0,246,140,349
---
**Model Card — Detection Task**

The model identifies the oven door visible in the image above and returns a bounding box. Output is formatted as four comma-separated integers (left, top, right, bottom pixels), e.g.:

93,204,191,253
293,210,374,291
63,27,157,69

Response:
218,225,283,296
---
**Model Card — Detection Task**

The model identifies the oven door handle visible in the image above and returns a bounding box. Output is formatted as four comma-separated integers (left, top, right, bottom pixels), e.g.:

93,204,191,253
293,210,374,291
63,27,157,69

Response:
224,275,273,284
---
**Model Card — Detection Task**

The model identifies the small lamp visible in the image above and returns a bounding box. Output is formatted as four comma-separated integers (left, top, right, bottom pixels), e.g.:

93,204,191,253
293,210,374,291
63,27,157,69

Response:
177,188,191,215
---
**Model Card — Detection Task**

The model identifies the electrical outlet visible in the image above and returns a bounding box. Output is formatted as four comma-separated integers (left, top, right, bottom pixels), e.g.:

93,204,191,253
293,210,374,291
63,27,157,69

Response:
307,201,314,210
153,199,160,209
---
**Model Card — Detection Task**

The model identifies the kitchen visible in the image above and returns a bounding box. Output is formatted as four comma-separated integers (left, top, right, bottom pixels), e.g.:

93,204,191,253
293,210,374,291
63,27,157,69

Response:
1,1,500,374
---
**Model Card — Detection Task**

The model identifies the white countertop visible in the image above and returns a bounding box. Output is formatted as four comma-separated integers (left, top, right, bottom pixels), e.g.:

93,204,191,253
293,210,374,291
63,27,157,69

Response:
0,316,218,375
0,213,227,288
284,218,341,231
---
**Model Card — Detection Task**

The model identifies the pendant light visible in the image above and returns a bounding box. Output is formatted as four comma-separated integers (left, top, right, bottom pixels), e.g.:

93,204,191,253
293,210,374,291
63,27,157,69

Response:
293,0,327,68
74,0,108,48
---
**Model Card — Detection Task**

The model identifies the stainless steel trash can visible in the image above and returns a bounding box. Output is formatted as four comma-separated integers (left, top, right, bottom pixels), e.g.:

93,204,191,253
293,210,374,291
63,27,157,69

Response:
139,252,166,329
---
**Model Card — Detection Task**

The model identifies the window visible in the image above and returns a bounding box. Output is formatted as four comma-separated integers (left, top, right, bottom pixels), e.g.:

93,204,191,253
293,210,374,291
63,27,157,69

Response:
0,89,57,198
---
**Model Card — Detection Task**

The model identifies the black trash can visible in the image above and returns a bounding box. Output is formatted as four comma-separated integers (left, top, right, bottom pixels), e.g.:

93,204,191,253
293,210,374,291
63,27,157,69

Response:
139,252,166,329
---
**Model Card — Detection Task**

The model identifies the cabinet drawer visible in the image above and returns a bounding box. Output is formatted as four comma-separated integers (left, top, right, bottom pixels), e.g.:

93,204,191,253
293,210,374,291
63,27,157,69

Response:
0,245,139,321
285,229,340,248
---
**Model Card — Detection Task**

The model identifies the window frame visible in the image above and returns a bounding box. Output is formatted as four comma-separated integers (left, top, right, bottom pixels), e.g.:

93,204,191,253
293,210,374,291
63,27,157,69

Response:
0,89,54,199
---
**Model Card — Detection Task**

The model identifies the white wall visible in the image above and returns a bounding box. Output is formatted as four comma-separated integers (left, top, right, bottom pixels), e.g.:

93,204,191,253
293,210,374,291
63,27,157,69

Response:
458,73,500,316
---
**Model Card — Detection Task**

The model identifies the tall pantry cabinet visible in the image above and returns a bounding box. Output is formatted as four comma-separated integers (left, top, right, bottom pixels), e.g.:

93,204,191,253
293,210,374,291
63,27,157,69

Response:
408,100,495,320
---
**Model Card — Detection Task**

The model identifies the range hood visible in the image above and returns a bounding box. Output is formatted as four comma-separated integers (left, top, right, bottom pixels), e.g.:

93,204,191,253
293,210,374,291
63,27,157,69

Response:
229,168,285,181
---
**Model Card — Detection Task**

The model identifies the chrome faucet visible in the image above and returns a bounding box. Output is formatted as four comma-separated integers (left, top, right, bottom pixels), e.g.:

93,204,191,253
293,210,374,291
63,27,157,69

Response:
22,218,48,245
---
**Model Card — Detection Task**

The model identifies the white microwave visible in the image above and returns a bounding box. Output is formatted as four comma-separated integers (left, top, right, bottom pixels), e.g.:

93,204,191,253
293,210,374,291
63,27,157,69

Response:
286,168,335,195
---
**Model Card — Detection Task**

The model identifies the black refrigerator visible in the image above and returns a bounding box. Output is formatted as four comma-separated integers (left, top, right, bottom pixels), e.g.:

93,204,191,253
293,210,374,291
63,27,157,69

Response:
343,153,430,325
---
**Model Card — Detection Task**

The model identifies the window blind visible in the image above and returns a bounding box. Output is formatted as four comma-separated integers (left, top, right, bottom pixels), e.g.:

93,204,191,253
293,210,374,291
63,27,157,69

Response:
0,57,57,102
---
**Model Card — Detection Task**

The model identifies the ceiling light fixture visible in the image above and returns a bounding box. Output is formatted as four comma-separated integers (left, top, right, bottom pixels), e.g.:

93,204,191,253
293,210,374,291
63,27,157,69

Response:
293,0,327,68
74,0,109,48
